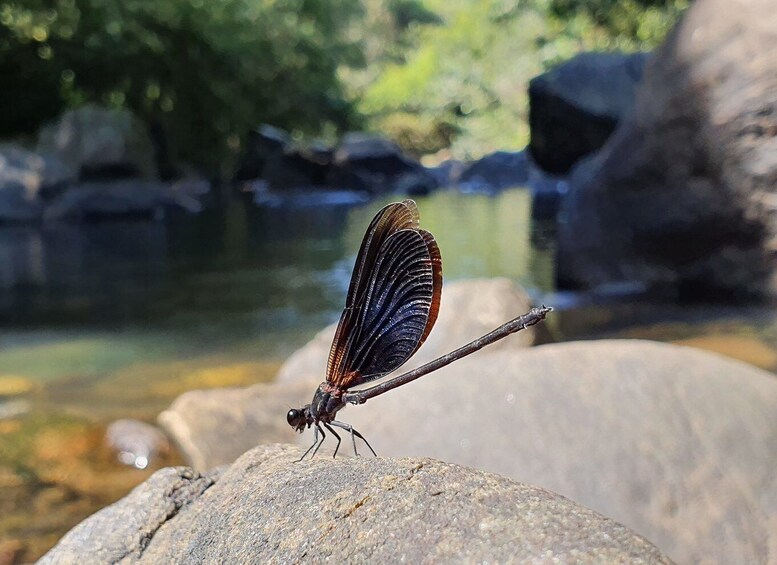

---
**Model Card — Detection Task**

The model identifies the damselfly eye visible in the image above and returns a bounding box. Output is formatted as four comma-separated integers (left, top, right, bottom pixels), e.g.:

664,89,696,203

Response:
287,409,303,427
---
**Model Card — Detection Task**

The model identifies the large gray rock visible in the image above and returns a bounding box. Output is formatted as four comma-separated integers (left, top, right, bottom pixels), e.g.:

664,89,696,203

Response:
40,444,672,564
315,340,777,565
529,52,649,174
277,277,538,385
557,0,777,298
232,124,292,181
38,466,216,565
37,105,157,179
158,279,537,470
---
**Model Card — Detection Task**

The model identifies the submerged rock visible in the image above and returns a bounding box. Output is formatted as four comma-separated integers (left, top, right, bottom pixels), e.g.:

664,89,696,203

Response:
40,445,672,564
557,0,777,298
105,419,171,470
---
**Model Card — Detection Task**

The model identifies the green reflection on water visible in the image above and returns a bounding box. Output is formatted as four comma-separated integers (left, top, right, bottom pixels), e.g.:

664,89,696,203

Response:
0,189,552,391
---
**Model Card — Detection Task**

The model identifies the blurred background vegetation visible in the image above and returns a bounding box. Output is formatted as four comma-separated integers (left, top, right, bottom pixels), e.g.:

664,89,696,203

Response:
2,0,687,170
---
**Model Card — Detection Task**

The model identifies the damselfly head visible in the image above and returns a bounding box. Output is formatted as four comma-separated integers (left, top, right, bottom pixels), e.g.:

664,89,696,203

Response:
287,407,308,432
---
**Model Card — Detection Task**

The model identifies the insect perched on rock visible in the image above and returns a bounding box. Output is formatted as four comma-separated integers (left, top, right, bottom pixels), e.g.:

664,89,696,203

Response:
287,199,551,460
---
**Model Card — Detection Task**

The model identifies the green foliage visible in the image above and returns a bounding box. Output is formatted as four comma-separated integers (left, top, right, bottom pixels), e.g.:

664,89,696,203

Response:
0,0,363,168
0,0,689,167
357,0,688,159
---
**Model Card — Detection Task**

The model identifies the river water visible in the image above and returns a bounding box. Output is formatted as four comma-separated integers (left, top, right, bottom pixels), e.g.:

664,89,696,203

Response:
0,188,775,560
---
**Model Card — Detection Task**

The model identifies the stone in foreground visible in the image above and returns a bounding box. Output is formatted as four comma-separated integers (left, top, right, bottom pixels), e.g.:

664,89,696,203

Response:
40,445,671,564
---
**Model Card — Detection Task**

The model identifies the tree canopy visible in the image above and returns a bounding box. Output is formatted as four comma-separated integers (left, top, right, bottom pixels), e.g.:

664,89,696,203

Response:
1,0,688,168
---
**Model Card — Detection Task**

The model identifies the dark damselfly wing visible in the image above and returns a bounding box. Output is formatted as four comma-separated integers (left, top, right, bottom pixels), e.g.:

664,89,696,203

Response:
326,200,442,389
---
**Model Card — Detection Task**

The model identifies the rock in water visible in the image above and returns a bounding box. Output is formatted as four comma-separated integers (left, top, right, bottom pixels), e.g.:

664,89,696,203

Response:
557,0,777,298
105,419,170,470
327,132,437,195
158,382,310,471
457,150,530,191
37,105,157,180
0,145,73,222
529,52,649,174
276,278,538,386
39,445,672,564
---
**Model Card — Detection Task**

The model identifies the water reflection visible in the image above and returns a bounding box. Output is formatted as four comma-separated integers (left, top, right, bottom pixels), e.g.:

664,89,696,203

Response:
1,190,550,334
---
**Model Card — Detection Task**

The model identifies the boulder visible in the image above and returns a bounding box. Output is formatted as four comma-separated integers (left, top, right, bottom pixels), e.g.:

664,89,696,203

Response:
328,132,437,194
557,0,777,298
529,52,650,174
44,179,202,221
276,278,538,386
0,145,73,222
425,158,466,187
529,172,567,221
259,146,333,190
457,150,530,191
232,124,291,182
37,105,157,180
40,445,672,564
309,340,776,565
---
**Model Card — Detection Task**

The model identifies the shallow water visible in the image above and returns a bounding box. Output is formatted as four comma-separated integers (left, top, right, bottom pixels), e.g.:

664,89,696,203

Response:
0,190,554,403
0,188,775,562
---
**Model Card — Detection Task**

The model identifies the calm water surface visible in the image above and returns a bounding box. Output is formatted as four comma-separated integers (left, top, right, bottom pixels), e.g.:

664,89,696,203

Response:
0,190,555,416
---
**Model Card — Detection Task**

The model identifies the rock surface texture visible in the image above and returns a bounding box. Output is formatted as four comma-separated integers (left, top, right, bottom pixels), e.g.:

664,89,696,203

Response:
40,445,672,564
331,340,777,565
165,336,777,564
557,0,777,298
